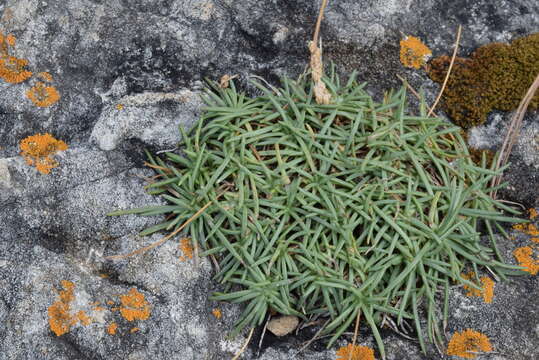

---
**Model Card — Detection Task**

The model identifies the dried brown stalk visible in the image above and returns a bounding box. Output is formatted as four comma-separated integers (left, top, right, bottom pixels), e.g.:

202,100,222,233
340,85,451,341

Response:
310,0,331,104
232,328,254,360
427,25,462,117
105,200,214,260
491,73,539,198
348,309,361,360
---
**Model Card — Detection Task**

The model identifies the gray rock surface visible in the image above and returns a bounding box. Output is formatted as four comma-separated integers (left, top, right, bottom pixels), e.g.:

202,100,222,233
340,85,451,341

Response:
0,0,538,359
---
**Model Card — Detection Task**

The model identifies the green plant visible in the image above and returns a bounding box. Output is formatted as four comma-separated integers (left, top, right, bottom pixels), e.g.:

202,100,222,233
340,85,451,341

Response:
109,67,525,358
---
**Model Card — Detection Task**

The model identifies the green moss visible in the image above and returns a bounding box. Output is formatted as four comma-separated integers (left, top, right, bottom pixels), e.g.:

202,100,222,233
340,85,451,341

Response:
428,33,539,129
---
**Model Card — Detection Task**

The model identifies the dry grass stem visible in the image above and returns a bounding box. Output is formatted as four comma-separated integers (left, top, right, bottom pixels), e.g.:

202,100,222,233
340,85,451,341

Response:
349,309,361,360
427,25,462,117
491,73,539,197
309,0,331,104
396,74,438,117
232,328,254,360
296,320,330,355
105,200,213,260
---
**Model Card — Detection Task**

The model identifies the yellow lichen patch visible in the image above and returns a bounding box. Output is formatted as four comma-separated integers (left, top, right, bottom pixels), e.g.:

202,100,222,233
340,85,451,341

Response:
447,329,492,359
0,32,32,84
37,71,53,82
107,322,118,335
335,344,376,360
428,33,539,128
0,56,33,83
480,277,494,304
48,281,92,336
130,327,140,333
400,35,432,69
529,208,538,220
461,272,495,303
119,288,151,321
6,34,16,47
179,237,194,261
212,308,222,319
116,103,124,110
513,246,539,275
513,223,539,237
19,133,68,174
77,310,93,326
26,81,60,107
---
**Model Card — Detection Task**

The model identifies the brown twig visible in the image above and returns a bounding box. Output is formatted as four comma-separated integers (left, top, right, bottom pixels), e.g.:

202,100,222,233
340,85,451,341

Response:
491,73,539,198
396,74,438,117
295,319,330,355
348,308,361,360
427,25,462,117
232,328,254,360
309,0,331,105
257,315,271,356
106,184,231,261
313,0,328,44
144,161,172,173
105,200,214,260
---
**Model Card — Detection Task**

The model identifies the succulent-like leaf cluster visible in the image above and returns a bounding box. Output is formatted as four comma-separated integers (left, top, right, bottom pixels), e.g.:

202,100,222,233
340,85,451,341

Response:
110,68,524,357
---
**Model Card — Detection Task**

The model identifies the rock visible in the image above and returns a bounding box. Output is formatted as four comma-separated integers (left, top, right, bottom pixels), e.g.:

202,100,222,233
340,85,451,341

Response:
0,0,538,359
90,90,202,151
267,315,299,337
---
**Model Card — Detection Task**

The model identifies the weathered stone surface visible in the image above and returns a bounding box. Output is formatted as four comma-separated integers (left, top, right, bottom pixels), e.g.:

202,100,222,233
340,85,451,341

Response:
0,0,538,359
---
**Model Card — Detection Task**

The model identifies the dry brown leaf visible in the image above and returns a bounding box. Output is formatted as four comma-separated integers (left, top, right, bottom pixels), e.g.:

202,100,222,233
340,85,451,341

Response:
267,315,299,337
219,74,238,88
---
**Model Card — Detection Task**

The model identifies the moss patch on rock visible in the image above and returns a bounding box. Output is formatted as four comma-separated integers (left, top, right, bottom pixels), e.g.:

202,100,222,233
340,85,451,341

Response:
428,33,539,129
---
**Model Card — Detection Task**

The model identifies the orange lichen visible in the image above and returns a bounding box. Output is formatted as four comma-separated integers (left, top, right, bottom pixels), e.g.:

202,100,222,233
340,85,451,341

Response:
0,32,32,84
461,272,495,303
335,344,375,360
116,103,124,110
530,208,538,220
107,322,118,335
179,237,194,261
400,35,432,69
513,223,539,237
6,34,16,47
93,306,106,312
119,288,151,321
447,329,492,359
37,71,53,82
19,133,68,174
26,81,60,107
212,308,222,319
428,33,539,128
513,246,539,275
77,311,93,326
0,56,33,83
48,281,92,336
130,327,140,333
480,277,494,304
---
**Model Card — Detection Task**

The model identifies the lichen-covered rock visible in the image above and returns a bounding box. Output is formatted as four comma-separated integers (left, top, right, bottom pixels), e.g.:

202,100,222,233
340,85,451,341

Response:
1,0,538,359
